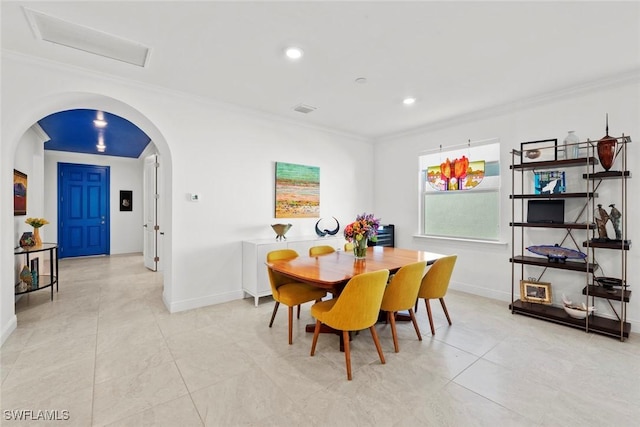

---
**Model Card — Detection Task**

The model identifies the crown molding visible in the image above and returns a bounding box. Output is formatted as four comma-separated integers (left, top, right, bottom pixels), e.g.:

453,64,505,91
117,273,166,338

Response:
30,122,50,143
2,50,370,144
376,67,640,143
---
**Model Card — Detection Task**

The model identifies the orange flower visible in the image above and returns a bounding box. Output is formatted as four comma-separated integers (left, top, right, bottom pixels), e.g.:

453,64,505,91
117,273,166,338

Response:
440,158,452,180
454,155,469,179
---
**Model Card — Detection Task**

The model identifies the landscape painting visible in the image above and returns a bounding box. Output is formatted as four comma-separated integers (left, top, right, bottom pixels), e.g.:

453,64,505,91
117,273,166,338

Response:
275,162,320,218
14,169,27,216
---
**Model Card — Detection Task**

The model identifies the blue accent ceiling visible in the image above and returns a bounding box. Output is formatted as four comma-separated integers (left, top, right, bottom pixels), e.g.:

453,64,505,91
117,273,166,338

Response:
39,109,151,158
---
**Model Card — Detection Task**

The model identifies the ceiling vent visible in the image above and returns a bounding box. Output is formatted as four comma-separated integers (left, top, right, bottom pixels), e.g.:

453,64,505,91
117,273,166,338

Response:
293,104,317,114
24,8,151,67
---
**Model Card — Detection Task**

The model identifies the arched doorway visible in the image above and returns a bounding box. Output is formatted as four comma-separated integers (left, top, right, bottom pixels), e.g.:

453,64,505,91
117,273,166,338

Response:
2,92,174,343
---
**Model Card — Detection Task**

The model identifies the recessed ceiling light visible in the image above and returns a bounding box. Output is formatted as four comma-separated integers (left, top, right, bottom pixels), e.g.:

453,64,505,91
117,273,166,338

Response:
96,132,106,152
403,97,416,105
355,77,367,84
285,46,304,60
94,111,107,127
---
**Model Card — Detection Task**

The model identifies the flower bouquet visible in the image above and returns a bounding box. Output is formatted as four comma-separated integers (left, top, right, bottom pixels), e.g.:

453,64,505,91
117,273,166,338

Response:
344,213,380,259
25,217,49,247
25,218,49,228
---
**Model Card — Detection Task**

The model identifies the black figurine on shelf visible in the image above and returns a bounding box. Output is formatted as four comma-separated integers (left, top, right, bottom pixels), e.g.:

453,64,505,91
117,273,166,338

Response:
609,204,622,241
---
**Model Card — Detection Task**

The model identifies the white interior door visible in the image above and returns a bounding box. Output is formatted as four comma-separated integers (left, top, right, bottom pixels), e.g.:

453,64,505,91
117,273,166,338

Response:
143,154,159,271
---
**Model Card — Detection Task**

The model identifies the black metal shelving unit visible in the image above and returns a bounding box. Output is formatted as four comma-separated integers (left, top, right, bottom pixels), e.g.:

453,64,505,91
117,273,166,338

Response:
510,136,631,340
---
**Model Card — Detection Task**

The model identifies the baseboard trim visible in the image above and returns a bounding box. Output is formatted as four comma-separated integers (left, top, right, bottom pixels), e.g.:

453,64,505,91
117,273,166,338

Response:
449,281,512,302
1,315,18,347
163,290,245,313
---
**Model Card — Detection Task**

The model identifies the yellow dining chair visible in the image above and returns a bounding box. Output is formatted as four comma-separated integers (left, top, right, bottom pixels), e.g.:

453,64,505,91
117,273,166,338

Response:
310,269,390,380
267,249,327,345
379,260,427,352
415,255,457,335
308,245,336,257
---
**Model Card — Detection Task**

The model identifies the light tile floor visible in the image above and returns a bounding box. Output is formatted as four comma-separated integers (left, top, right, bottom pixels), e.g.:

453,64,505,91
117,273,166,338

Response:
2,254,639,426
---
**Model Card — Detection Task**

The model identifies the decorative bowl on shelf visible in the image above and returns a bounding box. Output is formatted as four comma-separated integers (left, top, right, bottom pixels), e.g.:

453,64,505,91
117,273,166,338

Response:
561,294,595,319
526,244,587,263
271,223,292,241
594,276,624,289
563,304,596,319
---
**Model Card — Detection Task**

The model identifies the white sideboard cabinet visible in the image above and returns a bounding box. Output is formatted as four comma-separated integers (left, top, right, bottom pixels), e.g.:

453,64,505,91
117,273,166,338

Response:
242,235,345,306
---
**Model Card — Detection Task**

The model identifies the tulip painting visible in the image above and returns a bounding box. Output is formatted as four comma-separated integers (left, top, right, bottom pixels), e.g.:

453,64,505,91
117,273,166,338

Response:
428,157,485,191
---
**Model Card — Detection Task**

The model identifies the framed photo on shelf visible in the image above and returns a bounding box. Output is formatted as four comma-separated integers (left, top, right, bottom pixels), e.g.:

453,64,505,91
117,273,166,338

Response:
520,139,557,164
534,171,566,194
520,280,552,304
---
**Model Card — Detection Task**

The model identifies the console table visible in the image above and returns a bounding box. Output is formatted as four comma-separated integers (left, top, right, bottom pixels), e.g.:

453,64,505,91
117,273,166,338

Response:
242,235,345,306
14,243,59,301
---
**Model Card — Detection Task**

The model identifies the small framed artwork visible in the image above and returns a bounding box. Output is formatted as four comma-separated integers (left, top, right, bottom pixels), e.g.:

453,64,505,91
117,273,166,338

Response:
520,280,552,304
14,169,27,216
120,190,133,211
520,139,557,164
534,171,566,194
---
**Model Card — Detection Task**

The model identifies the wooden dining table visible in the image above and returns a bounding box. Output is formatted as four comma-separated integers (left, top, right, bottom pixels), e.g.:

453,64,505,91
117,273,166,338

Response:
266,246,447,342
266,246,446,290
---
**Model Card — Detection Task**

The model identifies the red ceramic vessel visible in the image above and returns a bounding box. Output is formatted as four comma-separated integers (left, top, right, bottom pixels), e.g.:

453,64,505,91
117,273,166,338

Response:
597,136,616,171
597,114,617,171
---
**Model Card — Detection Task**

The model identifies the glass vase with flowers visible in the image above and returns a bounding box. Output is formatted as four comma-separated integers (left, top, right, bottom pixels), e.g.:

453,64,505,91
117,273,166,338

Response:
25,217,49,247
344,213,380,260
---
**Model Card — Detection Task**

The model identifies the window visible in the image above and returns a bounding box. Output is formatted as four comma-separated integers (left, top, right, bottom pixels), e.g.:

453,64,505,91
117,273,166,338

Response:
419,140,500,241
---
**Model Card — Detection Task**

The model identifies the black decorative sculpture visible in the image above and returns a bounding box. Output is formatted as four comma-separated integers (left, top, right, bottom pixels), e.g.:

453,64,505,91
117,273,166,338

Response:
315,217,340,237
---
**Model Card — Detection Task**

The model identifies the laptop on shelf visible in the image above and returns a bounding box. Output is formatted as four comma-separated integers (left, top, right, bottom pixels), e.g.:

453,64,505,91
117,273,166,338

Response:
527,200,565,224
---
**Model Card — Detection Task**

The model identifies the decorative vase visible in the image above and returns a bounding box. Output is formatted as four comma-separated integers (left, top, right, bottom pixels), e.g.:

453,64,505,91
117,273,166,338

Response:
563,131,580,159
353,237,368,259
19,265,32,287
19,232,35,248
271,223,292,241
31,271,39,289
33,227,42,247
597,114,617,171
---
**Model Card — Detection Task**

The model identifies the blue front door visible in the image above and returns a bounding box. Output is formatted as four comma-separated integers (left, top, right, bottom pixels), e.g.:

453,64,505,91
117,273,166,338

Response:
58,163,110,258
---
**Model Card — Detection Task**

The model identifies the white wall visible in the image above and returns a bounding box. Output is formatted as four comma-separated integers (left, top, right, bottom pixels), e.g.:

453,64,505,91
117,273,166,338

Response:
12,128,46,303
1,53,374,344
43,151,145,256
14,127,45,244
373,77,640,328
